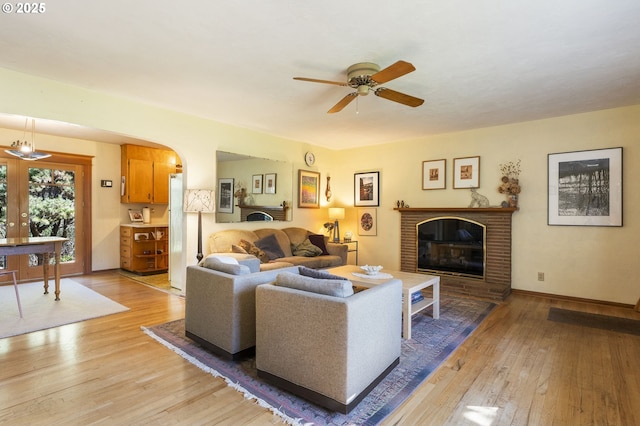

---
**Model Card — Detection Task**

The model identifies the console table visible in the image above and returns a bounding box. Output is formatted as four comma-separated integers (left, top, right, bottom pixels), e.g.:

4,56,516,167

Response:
0,237,68,301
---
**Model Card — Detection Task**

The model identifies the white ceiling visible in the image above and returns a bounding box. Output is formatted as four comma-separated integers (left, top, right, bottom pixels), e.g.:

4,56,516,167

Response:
1,0,639,150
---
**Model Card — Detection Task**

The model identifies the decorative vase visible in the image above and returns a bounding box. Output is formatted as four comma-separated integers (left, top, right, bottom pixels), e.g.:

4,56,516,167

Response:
508,194,518,208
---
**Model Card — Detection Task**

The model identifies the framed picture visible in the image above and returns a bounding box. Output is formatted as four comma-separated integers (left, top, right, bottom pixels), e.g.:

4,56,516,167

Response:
298,170,320,208
548,147,622,226
422,159,446,190
217,178,234,213
128,209,143,222
252,174,263,194
453,156,480,189
354,171,379,206
357,208,377,236
264,173,277,194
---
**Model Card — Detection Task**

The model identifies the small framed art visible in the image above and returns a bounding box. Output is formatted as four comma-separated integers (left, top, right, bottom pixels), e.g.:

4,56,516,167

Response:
264,173,277,194
354,171,379,206
128,209,143,222
217,178,234,213
298,170,320,208
252,174,263,194
422,159,446,190
357,208,377,236
548,147,622,226
453,156,480,189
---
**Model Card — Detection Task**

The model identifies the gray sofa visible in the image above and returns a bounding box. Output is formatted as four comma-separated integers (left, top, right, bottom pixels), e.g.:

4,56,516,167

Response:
255,272,403,413
207,227,347,270
185,255,299,359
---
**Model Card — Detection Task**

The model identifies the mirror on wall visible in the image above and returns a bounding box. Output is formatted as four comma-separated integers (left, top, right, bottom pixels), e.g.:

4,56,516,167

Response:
216,151,293,223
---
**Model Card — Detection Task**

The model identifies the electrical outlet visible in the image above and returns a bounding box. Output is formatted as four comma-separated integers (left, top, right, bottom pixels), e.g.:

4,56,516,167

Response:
538,272,545,281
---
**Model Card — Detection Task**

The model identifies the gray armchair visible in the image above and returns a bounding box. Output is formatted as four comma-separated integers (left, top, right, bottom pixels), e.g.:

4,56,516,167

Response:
255,273,402,413
185,258,298,359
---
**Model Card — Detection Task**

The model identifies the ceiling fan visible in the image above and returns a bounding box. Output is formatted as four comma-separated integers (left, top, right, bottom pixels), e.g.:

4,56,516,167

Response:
293,60,424,113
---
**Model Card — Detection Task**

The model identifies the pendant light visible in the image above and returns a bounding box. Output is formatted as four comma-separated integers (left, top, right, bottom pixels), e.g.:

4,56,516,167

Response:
5,118,51,161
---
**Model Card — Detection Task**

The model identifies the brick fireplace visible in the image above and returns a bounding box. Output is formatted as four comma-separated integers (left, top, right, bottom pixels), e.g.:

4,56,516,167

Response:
398,207,516,301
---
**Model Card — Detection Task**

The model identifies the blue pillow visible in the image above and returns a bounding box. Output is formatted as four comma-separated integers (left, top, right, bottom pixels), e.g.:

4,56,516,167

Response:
255,233,285,260
298,266,347,280
275,272,354,298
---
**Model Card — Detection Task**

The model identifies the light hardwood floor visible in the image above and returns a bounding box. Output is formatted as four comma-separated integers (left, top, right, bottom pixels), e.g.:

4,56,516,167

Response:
1,271,639,425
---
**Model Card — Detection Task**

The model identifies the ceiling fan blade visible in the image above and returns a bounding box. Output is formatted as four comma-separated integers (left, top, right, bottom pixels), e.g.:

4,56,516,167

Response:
327,93,358,113
370,60,416,84
293,77,347,87
374,87,424,107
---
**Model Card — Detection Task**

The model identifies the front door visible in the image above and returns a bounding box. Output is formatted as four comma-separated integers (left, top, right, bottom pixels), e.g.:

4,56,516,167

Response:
0,154,89,280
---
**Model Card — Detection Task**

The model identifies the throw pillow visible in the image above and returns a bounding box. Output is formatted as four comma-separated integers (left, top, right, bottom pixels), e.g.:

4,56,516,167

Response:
231,244,248,254
298,266,347,280
275,272,354,298
238,239,270,264
254,233,285,260
291,239,323,257
308,234,330,255
201,257,250,275
198,254,239,267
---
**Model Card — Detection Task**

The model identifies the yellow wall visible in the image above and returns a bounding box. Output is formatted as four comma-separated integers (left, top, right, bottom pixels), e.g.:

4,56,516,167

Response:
1,67,638,304
329,106,640,304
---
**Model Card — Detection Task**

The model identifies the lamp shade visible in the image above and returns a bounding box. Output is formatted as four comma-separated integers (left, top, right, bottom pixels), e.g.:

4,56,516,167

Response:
328,207,345,220
183,189,215,213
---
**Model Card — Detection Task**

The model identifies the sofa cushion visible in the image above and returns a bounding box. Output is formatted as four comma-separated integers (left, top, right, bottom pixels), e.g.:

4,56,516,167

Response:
276,255,342,269
275,271,354,298
308,234,330,255
201,255,251,275
238,239,270,263
255,233,286,260
298,266,347,280
291,239,323,257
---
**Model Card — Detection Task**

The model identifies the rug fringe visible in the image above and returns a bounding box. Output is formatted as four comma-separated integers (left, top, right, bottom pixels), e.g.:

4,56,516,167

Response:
141,326,306,426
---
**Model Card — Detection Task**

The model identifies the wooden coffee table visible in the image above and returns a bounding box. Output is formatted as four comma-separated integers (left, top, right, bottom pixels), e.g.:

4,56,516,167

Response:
328,265,440,339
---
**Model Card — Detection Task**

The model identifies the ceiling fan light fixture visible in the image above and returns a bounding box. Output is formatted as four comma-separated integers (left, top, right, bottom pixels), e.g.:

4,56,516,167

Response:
294,60,424,113
4,118,51,161
357,85,370,96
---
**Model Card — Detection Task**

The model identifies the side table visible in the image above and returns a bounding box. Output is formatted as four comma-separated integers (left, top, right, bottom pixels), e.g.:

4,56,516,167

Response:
340,240,358,265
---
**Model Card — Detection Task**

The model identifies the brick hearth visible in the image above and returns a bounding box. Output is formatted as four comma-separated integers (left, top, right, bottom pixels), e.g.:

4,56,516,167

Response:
398,207,516,301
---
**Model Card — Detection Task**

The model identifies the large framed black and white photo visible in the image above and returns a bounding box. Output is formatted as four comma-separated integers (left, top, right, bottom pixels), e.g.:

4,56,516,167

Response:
354,171,379,207
548,147,622,226
217,178,234,214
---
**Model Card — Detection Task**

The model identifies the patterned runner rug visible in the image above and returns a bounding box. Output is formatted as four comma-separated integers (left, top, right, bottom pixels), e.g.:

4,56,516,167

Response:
143,296,495,425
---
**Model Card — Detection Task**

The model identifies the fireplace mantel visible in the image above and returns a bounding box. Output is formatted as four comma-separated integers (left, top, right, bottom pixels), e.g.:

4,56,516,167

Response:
397,207,515,301
395,207,517,214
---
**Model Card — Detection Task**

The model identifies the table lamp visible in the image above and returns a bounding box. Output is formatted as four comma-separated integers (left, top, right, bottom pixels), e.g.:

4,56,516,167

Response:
328,207,345,243
184,189,215,262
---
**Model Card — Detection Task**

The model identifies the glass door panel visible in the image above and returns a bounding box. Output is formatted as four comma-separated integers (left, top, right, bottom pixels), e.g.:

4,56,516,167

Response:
20,163,84,279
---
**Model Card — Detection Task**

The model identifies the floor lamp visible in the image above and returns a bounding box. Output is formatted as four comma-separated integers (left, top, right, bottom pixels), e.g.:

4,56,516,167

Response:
328,207,345,243
184,189,215,262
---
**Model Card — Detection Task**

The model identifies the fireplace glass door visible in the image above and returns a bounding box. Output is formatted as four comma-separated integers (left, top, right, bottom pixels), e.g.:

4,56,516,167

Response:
417,217,485,278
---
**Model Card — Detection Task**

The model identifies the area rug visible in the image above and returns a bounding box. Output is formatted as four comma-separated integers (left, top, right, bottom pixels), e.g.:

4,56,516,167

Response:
548,307,640,336
142,296,495,425
0,279,129,339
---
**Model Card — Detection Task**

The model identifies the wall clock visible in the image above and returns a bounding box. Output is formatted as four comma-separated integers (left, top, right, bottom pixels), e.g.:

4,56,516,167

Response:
304,151,316,166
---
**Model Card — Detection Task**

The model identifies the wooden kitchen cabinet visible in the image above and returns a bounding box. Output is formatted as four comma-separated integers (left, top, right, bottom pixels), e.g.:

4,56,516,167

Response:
121,144,178,204
120,224,169,275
